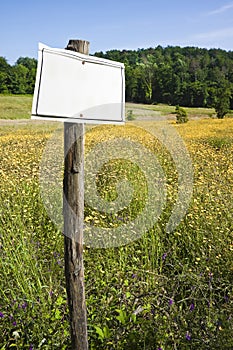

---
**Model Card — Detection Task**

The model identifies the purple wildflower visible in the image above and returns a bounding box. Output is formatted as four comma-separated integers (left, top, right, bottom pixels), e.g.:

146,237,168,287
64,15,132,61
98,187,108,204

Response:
169,298,173,306
29,345,33,350
0,312,4,318
186,331,191,341
189,303,195,311
162,253,167,261
132,273,136,278
13,321,17,326
22,302,27,310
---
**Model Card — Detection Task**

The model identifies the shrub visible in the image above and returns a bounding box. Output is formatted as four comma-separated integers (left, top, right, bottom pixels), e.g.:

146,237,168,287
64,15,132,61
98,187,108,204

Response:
126,110,136,121
175,105,188,124
213,82,231,119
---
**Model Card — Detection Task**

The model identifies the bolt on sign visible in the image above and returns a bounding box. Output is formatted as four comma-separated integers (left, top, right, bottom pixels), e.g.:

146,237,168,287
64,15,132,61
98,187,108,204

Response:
31,43,125,124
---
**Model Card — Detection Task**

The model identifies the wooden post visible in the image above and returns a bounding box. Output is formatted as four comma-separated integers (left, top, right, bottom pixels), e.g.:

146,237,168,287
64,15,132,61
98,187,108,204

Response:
63,39,89,350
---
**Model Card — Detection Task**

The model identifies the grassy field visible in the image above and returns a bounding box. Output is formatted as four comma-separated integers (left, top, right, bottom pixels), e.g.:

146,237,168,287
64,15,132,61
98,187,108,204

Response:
0,95,32,120
0,97,233,349
1,94,233,121
125,103,218,119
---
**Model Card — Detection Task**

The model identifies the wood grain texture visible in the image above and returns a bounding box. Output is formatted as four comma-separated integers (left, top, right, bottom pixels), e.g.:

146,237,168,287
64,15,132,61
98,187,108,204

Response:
63,39,89,350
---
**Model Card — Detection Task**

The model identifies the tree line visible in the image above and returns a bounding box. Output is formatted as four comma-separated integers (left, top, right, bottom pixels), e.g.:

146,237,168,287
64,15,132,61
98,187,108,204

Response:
95,46,233,117
1,45,233,116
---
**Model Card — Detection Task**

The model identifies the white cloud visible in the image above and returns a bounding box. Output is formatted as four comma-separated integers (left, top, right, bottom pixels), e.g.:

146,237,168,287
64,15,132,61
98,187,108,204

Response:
207,2,233,16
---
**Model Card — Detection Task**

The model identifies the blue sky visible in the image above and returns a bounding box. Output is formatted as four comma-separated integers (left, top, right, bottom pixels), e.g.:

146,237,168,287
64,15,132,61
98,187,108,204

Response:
1,0,233,64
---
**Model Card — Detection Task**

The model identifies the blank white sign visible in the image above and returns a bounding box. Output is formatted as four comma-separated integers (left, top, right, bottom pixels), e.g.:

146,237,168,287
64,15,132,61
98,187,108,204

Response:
31,43,125,124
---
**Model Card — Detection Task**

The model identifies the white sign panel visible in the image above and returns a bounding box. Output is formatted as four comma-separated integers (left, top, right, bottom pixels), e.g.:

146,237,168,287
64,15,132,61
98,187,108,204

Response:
31,43,125,124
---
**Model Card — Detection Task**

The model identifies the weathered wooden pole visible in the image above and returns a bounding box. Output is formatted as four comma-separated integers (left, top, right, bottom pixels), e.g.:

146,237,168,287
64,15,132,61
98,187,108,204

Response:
63,39,89,350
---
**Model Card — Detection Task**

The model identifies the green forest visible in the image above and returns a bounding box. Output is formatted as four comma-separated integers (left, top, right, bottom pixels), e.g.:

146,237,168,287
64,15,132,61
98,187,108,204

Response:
0,57,37,95
1,45,233,117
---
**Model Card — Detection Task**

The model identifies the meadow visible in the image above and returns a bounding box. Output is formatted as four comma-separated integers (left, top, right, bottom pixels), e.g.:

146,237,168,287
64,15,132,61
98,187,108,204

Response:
0,96,233,349
1,94,233,121
0,95,32,120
